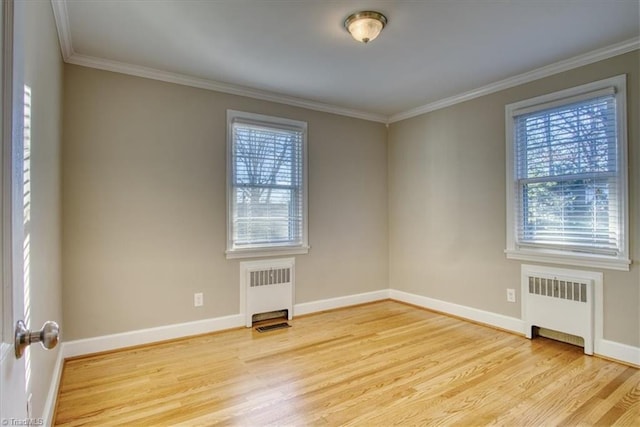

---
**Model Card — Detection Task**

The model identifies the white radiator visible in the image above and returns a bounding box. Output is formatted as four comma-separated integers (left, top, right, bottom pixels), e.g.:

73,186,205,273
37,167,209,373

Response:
521,265,594,355
240,258,294,327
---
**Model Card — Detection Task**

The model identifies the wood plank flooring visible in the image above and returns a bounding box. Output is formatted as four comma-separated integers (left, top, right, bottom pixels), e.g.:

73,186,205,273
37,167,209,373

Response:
54,300,640,426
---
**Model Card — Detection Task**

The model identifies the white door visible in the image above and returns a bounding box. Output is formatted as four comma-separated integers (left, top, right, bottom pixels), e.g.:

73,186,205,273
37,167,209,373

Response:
1,0,29,419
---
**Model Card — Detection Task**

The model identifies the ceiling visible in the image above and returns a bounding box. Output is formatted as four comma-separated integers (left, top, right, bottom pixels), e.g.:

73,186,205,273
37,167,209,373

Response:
52,0,639,123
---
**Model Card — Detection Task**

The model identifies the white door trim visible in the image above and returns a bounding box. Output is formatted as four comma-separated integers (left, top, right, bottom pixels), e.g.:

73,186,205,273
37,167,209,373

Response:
0,0,28,420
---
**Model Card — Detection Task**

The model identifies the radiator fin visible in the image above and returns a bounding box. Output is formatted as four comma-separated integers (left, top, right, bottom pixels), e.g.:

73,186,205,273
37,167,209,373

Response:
250,267,291,287
528,276,588,303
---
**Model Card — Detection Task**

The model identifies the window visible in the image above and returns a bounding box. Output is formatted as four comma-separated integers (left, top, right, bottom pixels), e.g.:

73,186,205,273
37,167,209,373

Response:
226,110,308,258
505,75,629,271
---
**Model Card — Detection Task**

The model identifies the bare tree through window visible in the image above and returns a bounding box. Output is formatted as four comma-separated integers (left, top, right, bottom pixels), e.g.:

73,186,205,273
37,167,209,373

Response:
227,111,307,254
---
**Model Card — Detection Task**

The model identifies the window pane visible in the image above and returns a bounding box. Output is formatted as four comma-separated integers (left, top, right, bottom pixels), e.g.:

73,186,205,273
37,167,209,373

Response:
229,115,305,250
516,96,616,179
233,187,302,246
520,178,618,252
233,126,299,187
514,94,620,254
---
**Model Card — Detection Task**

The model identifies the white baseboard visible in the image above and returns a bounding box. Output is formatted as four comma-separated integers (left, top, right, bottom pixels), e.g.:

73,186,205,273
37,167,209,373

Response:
597,339,640,367
293,289,390,316
41,347,65,425
43,314,241,422
60,289,391,359
389,289,526,334
58,290,639,367
47,288,638,420
390,289,640,367
62,314,244,359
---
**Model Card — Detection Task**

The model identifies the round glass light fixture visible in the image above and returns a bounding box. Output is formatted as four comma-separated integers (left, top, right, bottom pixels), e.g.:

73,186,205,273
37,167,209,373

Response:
344,11,387,44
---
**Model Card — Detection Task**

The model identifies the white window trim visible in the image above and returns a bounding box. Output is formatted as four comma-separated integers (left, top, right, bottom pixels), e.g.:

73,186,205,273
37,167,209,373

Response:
505,75,630,271
226,110,309,259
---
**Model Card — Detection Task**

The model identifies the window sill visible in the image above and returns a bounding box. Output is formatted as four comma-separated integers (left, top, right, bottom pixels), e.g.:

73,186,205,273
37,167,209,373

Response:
226,245,309,260
505,248,631,271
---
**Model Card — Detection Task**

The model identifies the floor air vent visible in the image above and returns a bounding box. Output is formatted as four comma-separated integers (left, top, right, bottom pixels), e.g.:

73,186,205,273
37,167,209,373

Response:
255,322,291,333
522,265,595,355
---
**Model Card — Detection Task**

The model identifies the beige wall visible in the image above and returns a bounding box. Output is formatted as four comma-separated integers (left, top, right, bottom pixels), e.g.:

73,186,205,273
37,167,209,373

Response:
62,65,388,340
389,51,639,347
24,0,63,418
61,47,637,348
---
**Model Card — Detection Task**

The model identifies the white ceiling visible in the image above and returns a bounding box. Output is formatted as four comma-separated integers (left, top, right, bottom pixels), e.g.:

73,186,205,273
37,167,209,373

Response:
52,0,639,123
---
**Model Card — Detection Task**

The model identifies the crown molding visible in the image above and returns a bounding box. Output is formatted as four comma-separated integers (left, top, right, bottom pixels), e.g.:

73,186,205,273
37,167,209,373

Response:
51,0,73,60
389,37,640,123
64,53,388,123
49,1,386,123
51,0,638,125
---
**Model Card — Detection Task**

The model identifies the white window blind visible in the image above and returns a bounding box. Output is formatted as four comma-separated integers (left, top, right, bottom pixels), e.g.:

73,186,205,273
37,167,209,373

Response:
514,93,619,254
227,111,308,257
505,75,629,271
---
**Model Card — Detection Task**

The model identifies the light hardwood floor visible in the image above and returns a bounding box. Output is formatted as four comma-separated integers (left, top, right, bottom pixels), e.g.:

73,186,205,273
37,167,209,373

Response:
54,300,640,426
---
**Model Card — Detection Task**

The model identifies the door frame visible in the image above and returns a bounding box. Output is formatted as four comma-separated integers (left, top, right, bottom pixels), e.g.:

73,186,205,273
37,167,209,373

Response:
0,0,28,420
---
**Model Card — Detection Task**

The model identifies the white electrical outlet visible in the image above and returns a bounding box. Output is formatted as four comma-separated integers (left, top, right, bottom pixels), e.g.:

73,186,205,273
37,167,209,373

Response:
194,292,204,307
507,288,516,303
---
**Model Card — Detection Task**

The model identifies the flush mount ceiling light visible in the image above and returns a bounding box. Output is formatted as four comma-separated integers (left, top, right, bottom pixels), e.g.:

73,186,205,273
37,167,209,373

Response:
344,11,387,44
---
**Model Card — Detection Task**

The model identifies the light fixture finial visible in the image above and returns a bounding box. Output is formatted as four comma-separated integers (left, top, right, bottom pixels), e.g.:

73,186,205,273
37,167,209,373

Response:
344,11,387,44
